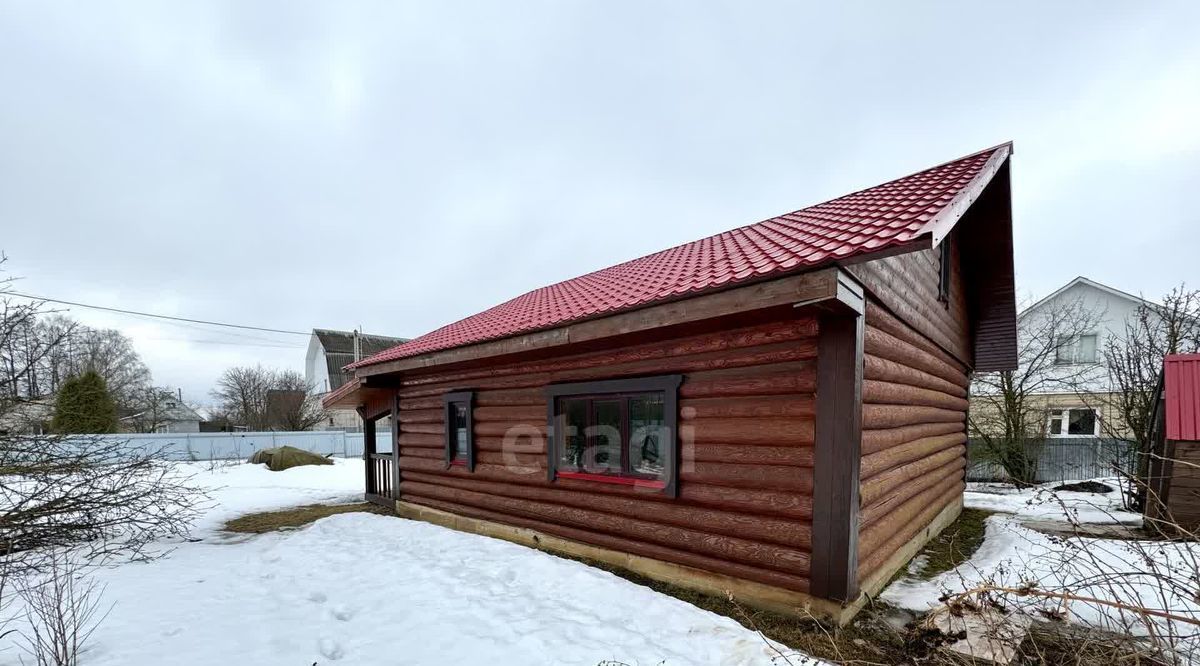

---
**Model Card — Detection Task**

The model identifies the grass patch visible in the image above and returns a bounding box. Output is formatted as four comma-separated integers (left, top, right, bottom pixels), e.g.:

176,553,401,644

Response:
223,502,392,534
909,507,993,579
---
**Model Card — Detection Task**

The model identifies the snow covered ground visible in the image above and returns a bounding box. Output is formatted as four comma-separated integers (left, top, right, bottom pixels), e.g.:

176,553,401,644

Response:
1,460,821,666
884,479,1200,654
963,478,1141,524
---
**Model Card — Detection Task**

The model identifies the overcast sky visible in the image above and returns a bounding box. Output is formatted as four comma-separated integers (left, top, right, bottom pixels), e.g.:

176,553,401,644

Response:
2,1,1197,405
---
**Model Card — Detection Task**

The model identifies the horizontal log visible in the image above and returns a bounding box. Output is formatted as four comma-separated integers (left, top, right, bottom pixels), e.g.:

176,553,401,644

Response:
399,341,817,400
473,388,545,407
403,422,444,436
864,327,968,391
398,457,547,484
405,495,811,593
681,362,816,399
398,397,441,411
399,318,819,389
859,445,965,507
865,301,967,377
398,433,443,448
681,462,812,492
475,436,546,454
475,451,545,469
475,422,548,438
689,444,813,467
399,476,811,550
861,421,964,456
863,354,966,399
863,380,968,411
681,395,815,420
860,459,963,528
403,447,444,461
860,432,967,480
400,483,810,575
400,470,812,521
690,417,814,447
857,483,962,579
859,467,963,559
398,408,442,424
862,403,963,430
474,405,544,423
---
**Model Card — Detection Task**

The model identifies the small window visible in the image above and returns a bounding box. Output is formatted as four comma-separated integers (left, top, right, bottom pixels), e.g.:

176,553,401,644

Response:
937,239,952,305
547,375,681,496
443,391,475,470
1047,408,1099,438
1055,334,1099,365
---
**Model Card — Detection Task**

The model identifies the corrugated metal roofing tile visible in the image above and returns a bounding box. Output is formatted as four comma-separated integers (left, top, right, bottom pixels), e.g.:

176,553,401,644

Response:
352,144,1008,367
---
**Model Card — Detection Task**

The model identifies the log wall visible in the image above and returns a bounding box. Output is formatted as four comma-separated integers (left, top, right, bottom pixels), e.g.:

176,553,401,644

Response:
849,228,970,367
857,299,969,582
392,312,819,593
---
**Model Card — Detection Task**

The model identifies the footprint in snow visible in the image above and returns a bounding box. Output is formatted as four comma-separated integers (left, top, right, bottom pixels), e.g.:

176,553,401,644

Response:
330,604,355,621
318,637,344,660
308,591,328,603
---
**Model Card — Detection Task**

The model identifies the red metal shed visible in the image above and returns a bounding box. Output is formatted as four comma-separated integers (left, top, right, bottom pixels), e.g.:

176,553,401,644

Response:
1147,354,1200,530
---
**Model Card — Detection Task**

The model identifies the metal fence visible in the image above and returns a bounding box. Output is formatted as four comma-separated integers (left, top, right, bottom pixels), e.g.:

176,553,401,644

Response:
966,437,1136,483
77,430,392,462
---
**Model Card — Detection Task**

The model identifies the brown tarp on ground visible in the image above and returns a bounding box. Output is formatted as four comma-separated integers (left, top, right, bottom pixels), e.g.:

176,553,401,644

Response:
248,446,334,471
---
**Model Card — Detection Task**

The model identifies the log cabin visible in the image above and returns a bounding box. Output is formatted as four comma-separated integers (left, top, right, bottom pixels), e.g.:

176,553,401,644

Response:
325,143,1018,623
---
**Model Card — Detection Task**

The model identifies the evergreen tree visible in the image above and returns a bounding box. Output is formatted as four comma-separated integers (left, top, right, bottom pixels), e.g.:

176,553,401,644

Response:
51,371,119,433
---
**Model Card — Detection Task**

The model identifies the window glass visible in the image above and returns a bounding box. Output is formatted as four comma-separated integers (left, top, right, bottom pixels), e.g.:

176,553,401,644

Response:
560,398,588,471
1054,336,1073,364
629,394,666,476
1076,334,1098,363
1048,411,1063,435
452,403,469,460
588,399,622,473
1067,409,1097,436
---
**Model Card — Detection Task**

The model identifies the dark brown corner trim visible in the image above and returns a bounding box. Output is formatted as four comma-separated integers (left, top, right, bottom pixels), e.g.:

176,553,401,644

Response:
809,270,865,602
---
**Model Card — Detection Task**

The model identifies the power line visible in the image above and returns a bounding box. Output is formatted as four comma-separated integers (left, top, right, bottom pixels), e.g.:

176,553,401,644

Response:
3,290,310,336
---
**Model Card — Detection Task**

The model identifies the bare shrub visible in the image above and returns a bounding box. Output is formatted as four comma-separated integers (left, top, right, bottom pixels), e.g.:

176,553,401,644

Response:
16,555,110,666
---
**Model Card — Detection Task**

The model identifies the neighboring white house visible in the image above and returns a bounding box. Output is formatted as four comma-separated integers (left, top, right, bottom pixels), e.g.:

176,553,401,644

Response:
121,391,204,433
305,329,407,431
996,276,1154,439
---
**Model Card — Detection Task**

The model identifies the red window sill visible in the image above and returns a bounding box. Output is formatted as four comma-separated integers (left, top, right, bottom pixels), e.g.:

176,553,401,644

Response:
556,470,666,489
449,459,467,467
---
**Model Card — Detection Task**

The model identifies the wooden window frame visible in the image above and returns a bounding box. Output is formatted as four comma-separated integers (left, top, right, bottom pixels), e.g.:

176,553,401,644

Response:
443,391,475,471
545,374,682,497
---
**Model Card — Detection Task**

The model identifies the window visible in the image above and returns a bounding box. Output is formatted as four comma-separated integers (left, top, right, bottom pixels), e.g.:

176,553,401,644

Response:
937,238,952,305
1055,334,1099,365
443,391,475,470
1047,408,1099,438
546,375,682,496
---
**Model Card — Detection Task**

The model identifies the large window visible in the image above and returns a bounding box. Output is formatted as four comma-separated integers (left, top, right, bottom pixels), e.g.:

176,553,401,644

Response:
1055,334,1098,365
1047,408,1099,438
546,375,681,496
443,391,475,470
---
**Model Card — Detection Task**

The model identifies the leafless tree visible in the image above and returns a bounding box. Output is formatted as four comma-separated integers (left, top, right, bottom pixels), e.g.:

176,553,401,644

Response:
16,554,111,666
0,256,203,656
211,365,326,431
123,386,181,433
969,296,1105,485
1104,284,1200,508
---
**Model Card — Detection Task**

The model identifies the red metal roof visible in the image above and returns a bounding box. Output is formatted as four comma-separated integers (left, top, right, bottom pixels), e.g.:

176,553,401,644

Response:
1164,354,1200,441
354,143,1011,369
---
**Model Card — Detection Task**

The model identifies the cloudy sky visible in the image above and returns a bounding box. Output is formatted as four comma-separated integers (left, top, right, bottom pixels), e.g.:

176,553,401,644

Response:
2,1,1198,405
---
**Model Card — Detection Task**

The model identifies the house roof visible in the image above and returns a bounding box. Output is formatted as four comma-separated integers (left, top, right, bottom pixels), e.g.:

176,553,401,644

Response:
313,329,408,392
352,143,1012,369
1020,276,1153,319
1165,354,1200,441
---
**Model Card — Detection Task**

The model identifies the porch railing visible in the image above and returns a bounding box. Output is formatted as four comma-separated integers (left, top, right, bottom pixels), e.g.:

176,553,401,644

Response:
367,453,394,506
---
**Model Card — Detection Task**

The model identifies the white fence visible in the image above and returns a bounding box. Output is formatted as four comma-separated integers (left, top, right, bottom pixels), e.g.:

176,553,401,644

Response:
89,430,393,461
